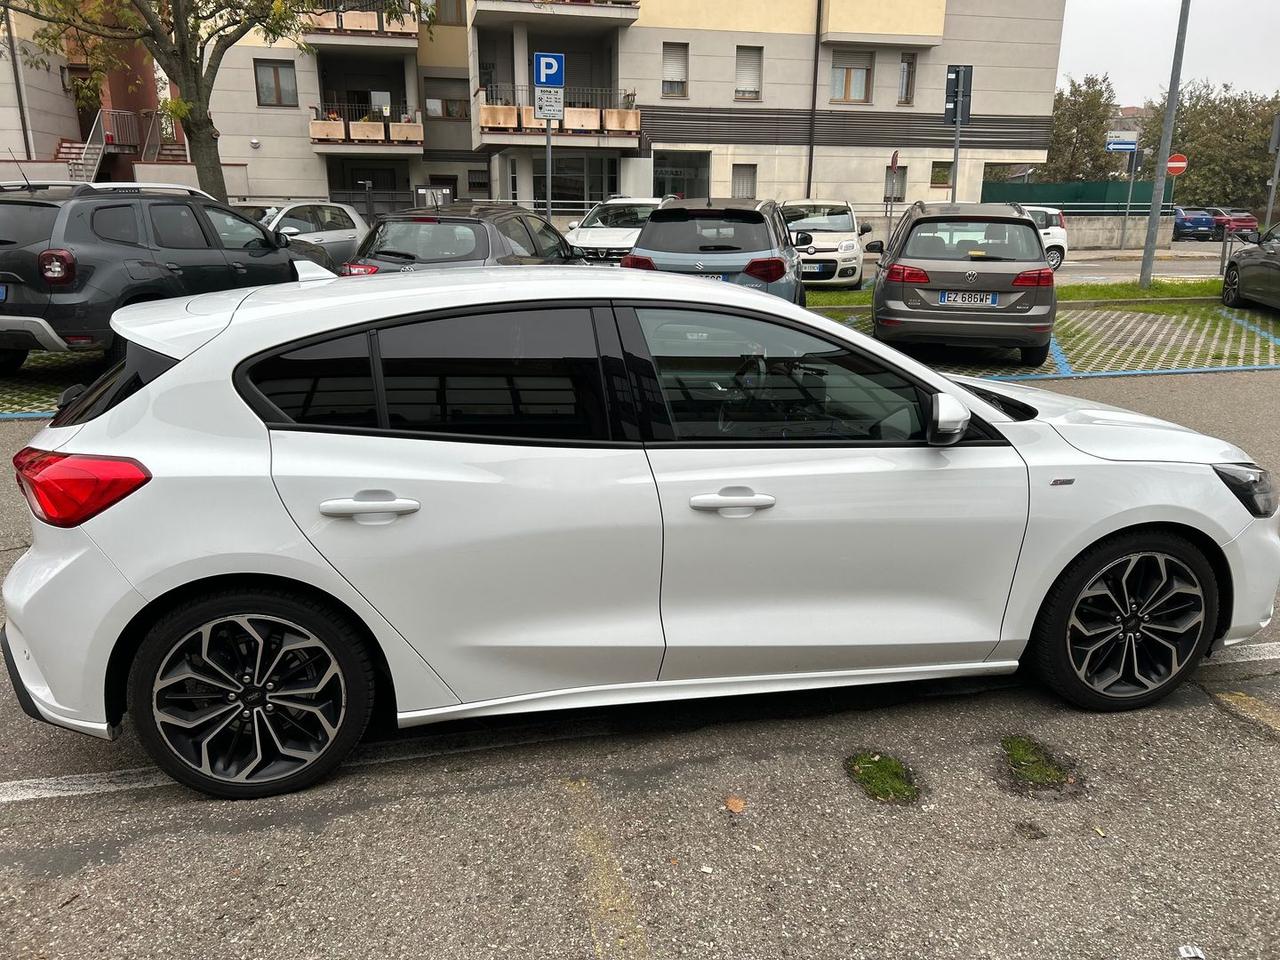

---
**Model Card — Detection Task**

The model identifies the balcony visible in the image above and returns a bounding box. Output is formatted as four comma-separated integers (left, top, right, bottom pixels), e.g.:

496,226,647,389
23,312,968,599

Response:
472,0,639,28
477,84,640,142
310,102,424,155
305,0,418,49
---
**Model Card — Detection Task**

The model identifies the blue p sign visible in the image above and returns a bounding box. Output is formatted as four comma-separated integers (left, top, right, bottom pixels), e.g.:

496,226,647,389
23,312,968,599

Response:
534,52,565,88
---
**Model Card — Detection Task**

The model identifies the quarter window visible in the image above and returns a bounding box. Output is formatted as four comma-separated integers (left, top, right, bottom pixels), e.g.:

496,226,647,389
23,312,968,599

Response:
254,60,298,107
378,308,608,442
91,204,139,244
635,308,926,442
248,333,378,428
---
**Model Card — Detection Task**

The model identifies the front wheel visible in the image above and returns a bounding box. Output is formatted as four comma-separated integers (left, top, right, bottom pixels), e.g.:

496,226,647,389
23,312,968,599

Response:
1029,531,1217,711
1223,266,1246,307
0,348,28,375
1020,343,1051,366
128,590,376,798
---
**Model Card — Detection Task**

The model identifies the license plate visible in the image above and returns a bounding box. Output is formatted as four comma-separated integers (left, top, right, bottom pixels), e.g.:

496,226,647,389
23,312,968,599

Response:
696,273,729,281
802,263,823,273
939,291,997,306
1196,226,1209,231
0,284,6,303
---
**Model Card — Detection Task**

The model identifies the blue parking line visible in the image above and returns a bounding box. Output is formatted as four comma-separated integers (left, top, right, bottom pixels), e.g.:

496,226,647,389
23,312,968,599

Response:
0,411,54,421
1217,306,1280,347
1048,334,1073,376
989,362,1280,383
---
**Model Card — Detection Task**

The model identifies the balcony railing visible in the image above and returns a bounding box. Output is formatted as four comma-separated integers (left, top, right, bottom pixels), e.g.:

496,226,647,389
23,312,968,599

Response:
477,84,640,136
310,103,423,144
482,83,635,110
306,0,417,35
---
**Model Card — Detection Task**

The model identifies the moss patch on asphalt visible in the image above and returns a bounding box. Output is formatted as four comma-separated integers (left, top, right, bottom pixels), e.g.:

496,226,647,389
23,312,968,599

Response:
844,751,920,804
1000,736,1075,793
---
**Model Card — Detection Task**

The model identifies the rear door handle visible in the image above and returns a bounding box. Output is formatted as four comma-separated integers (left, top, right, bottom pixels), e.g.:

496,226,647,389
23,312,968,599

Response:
320,492,420,525
690,487,776,518
230,261,248,274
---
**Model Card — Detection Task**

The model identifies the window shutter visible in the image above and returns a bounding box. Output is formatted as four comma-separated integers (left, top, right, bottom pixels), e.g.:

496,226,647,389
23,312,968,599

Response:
735,47,763,97
731,164,757,200
831,49,873,71
662,43,688,82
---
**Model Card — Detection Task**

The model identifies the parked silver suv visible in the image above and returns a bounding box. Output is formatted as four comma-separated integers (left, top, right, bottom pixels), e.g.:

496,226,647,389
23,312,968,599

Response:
868,202,1057,366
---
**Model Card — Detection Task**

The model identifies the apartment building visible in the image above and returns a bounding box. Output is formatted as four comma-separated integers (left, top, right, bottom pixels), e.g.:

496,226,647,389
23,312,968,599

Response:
0,0,1065,210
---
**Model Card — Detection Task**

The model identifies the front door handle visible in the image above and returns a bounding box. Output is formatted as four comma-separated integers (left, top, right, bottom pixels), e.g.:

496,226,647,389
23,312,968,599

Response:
320,492,420,525
164,262,183,273
230,261,248,274
690,486,776,518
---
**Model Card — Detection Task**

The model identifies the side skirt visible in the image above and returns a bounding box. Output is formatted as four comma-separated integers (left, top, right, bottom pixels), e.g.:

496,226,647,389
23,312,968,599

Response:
397,660,1020,729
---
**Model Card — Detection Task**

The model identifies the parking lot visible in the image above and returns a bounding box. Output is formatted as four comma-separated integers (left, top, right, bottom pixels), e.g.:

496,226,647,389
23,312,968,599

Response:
2,308,1280,959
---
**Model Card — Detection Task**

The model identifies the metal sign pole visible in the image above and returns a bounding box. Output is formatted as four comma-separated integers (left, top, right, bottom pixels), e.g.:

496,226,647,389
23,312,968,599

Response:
1120,152,1137,250
545,118,552,219
950,67,964,204
1266,136,1280,229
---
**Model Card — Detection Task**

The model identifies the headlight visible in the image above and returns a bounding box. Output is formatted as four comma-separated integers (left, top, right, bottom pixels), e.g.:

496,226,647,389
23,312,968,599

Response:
1214,463,1278,517
837,239,858,253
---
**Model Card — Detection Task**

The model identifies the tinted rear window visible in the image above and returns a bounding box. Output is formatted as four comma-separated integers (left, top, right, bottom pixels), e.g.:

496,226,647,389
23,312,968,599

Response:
50,342,178,427
640,209,772,254
0,202,59,247
361,219,489,263
903,220,1043,262
248,333,378,428
92,205,140,244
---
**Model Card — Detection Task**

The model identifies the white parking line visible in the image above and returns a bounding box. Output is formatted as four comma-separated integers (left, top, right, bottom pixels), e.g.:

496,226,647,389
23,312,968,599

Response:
1207,641,1280,666
0,722,613,805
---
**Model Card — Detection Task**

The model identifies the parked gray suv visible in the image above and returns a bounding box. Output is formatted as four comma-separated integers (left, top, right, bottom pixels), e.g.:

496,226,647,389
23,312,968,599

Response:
622,199,810,306
867,201,1057,366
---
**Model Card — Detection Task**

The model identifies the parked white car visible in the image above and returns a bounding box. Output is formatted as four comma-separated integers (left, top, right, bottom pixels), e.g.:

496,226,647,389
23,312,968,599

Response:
781,200,873,288
235,201,370,265
1024,205,1070,270
564,197,665,263
5,268,1278,797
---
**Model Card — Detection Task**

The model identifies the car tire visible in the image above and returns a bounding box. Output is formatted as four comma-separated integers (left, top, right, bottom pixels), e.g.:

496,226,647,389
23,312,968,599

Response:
1223,265,1246,307
1020,344,1051,366
1045,247,1064,270
1029,530,1218,712
0,348,28,375
128,589,376,799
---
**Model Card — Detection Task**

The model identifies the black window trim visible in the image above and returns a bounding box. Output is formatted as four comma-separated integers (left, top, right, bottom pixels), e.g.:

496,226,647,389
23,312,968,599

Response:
233,298,636,449
611,299,1008,449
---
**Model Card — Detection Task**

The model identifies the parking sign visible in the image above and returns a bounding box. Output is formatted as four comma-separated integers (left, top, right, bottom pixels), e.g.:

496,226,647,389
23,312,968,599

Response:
534,52,565,88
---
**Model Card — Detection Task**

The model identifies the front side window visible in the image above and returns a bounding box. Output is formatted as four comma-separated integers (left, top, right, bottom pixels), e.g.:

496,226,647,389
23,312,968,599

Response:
636,308,926,442
248,333,378,428
662,43,689,98
205,207,272,249
830,49,873,103
277,206,322,233
903,220,1044,262
523,217,565,259
496,217,535,256
149,203,210,249
379,309,607,442
254,60,298,107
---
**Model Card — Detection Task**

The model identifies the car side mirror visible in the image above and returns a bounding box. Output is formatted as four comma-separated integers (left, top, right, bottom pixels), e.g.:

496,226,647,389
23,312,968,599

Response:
567,221,580,231
859,223,872,236
1243,230,1262,245
928,393,970,446
275,230,291,248
570,245,588,260
792,231,813,247
280,226,302,236
864,239,884,254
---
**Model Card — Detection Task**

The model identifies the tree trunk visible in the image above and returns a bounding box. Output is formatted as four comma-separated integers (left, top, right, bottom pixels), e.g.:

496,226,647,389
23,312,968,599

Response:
181,110,228,202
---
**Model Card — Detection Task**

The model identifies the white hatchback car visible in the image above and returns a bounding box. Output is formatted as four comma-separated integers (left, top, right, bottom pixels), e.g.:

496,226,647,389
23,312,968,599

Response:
782,200,873,288
4,269,1278,797
564,197,665,263
1024,205,1070,270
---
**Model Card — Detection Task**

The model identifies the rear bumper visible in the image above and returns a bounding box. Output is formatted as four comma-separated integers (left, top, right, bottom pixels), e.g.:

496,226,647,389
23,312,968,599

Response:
2,622,118,739
0,315,68,352
873,304,1055,348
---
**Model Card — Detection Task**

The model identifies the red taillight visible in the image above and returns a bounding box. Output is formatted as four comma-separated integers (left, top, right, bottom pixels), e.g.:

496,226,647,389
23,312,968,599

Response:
13,447,150,528
744,257,787,283
620,254,655,270
884,263,930,284
411,216,439,223
38,248,76,285
1057,211,1066,229
1013,268,1055,287
341,262,379,276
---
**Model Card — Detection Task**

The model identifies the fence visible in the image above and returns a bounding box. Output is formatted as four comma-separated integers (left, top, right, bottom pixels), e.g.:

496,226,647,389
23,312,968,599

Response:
481,84,636,111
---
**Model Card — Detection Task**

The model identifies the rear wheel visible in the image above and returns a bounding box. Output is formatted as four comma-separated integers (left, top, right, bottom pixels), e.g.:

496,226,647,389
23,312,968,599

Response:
1029,531,1217,711
128,590,376,798
1223,266,1246,307
0,348,28,375
1020,343,1051,367
1045,247,1064,270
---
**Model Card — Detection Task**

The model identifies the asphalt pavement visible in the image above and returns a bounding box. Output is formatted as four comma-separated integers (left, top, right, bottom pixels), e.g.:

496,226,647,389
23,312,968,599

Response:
1,372,1279,960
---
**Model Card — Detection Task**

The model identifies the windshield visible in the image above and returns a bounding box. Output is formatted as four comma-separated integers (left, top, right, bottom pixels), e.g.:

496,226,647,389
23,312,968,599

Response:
902,219,1043,262
782,205,854,233
0,202,60,246
361,219,489,263
639,210,772,254
579,203,658,229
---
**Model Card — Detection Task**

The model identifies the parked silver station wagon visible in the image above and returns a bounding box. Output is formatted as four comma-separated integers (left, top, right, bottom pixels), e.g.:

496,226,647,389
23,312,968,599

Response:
868,202,1057,366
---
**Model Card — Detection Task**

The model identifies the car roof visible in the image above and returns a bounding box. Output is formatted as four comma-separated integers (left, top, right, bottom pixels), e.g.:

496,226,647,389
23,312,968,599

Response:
662,198,770,212
911,201,1030,219
379,202,533,221
781,199,850,207
597,197,663,205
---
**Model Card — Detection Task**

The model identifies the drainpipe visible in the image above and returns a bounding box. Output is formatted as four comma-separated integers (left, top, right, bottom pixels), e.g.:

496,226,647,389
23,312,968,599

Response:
3,3,32,160
804,0,822,198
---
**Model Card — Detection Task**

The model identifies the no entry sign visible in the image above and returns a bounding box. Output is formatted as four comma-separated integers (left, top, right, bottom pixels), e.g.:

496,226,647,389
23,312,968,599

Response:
1167,153,1189,177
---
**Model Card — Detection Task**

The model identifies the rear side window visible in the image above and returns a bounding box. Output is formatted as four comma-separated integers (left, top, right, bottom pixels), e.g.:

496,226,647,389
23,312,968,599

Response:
0,202,59,247
379,308,607,442
150,204,210,249
639,210,772,254
903,219,1043,262
248,333,378,428
50,342,178,427
362,219,489,263
92,205,140,244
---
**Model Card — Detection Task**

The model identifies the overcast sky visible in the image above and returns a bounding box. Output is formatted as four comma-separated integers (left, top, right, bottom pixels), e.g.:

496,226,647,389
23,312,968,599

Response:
1056,0,1280,106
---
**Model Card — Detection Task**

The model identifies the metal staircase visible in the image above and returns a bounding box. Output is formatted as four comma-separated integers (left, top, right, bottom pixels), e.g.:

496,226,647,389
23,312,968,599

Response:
60,109,141,181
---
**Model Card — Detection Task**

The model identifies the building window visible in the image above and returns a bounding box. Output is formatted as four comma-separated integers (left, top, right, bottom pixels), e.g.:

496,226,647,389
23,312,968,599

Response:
930,161,954,187
254,60,298,108
898,53,916,105
830,49,873,103
662,43,689,98
731,164,757,199
884,166,907,203
735,46,763,101
468,169,491,198
431,0,466,25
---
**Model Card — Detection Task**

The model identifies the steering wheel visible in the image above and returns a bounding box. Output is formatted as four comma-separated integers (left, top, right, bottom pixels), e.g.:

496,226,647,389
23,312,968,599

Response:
717,354,768,435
